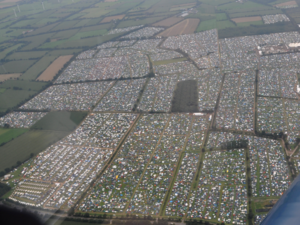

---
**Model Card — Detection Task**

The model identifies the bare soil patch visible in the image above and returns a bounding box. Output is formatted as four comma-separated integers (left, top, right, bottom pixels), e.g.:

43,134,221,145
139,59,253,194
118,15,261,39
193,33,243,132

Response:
36,55,73,82
158,19,199,37
276,0,297,7
0,73,21,82
153,17,184,27
101,14,125,23
104,0,117,2
232,16,262,23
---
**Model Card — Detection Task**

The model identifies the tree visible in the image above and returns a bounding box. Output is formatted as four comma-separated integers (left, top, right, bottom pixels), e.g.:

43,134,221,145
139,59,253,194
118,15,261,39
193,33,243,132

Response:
4,123,10,128
67,207,74,216
84,212,89,217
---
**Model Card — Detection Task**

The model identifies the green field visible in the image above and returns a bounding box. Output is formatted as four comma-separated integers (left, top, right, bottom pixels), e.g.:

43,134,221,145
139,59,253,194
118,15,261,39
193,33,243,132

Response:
0,80,47,91
0,130,70,172
0,44,23,60
0,60,36,74
31,111,88,131
7,51,48,61
0,89,37,112
0,88,6,93
0,128,28,146
21,55,58,80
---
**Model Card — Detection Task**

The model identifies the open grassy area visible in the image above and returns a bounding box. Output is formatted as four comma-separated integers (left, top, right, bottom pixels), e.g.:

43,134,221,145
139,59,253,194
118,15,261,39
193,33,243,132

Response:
0,130,70,171
0,60,36,74
0,128,28,146
31,111,88,131
0,80,47,91
0,89,37,112
6,51,48,61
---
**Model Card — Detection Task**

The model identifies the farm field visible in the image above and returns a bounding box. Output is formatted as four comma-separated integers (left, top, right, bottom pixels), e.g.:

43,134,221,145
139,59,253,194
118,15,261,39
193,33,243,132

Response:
31,111,87,131
0,74,21,82
0,130,70,172
21,56,58,80
0,128,28,146
1,0,300,224
0,60,36,74
0,89,37,112
152,16,183,27
232,16,262,23
158,18,199,37
101,14,125,23
36,55,73,81
6,51,48,61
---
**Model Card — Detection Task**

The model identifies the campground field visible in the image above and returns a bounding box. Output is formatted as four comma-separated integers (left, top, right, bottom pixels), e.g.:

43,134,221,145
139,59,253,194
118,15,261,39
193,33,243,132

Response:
36,55,73,81
158,18,199,37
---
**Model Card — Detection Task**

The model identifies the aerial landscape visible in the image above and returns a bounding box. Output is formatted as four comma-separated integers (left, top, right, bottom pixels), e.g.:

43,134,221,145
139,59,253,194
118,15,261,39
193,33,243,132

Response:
0,0,300,224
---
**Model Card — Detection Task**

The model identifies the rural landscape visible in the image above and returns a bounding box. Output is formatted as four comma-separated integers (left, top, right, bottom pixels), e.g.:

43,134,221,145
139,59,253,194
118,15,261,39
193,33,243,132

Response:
1,0,300,225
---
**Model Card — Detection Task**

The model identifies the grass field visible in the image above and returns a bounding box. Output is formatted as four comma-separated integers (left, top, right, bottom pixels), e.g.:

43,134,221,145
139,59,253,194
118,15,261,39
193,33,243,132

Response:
0,74,21,82
48,49,83,56
52,29,80,40
36,55,73,81
22,33,55,51
6,51,48,60
51,20,80,31
218,22,297,38
236,20,264,27
0,130,70,171
31,111,88,131
0,60,36,74
0,128,28,146
0,89,37,112
0,80,47,91
117,16,165,28
0,44,23,60
0,88,5,93
21,56,58,80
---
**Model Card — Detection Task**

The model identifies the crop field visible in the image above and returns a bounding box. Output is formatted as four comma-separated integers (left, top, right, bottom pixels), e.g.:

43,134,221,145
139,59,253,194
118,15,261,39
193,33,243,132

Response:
170,3,196,11
0,80,47,92
21,56,58,80
31,111,87,132
117,16,165,28
48,49,82,56
52,29,80,40
0,60,36,74
0,128,28,146
36,55,73,81
7,51,48,61
153,16,183,27
101,14,125,23
232,16,262,23
275,0,298,7
0,89,37,112
51,20,80,31
0,74,21,82
0,130,70,172
0,44,23,60
21,33,55,50
158,19,199,37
